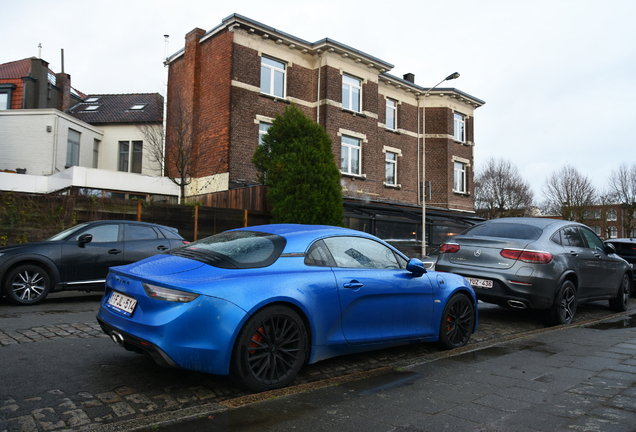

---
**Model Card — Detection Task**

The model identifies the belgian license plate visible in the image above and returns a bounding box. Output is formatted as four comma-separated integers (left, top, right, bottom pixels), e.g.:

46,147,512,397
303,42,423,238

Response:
468,278,493,289
106,291,137,317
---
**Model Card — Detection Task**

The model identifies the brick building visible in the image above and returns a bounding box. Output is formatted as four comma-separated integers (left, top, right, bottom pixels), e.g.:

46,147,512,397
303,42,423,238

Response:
165,14,485,253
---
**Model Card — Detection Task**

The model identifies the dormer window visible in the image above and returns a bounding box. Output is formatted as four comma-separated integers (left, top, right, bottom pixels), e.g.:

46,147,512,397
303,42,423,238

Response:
129,104,147,110
85,97,100,103
83,105,100,111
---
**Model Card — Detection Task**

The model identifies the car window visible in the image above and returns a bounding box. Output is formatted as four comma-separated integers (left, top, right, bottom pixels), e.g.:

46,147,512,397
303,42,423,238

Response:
561,227,586,248
158,227,182,239
305,240,335,267
580,227,604,251
126,225,159,240
323,236,400,269
74,224,120,243
168,230,286,269
47,223,89,241
461,223,543,240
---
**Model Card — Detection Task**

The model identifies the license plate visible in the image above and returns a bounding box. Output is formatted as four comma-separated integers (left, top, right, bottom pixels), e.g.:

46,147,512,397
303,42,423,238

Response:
468,278,493,289
106,291,137,317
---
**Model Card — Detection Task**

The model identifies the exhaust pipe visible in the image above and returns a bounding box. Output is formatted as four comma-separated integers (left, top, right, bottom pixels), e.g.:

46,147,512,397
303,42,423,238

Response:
507,300,527,309
111,331,125,347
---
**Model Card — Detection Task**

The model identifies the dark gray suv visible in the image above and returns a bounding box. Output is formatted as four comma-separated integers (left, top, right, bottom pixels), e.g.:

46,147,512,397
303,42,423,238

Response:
436,217,632,325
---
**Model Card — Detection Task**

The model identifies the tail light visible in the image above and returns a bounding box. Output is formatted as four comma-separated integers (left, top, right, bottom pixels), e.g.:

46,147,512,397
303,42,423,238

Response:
500,249,553,264
182,240,191,245
440,243,460,254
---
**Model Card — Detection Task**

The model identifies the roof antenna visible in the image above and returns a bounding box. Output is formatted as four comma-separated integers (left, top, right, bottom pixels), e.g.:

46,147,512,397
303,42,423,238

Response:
38,43,42,58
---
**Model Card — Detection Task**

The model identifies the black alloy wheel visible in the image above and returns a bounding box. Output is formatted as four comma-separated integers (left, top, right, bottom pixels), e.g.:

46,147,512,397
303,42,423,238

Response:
548,280,577,326
438,293,475,349
3,264,52,306
231,305,307,392
609,273,631,312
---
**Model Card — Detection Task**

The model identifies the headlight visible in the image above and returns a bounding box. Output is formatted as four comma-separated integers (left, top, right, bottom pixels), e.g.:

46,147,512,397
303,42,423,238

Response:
142,283,200,303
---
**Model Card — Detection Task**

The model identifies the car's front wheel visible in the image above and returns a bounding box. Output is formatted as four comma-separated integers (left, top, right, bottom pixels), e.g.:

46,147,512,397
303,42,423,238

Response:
547,280,577,326
231,305,308,392
3,264,52,305
438,293,475,349
609,273,630,312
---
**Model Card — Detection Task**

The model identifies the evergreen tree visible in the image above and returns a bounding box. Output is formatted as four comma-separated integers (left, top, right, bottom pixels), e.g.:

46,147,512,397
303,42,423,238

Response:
253,105,344,226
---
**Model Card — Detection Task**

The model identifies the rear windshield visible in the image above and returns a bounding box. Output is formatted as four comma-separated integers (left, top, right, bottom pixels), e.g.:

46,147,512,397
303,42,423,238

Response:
461,222,543,241
168,230,286,269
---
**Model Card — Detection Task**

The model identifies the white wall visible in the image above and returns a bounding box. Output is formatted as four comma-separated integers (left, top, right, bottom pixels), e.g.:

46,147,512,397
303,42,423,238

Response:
0,109,104,175
98,124,163,176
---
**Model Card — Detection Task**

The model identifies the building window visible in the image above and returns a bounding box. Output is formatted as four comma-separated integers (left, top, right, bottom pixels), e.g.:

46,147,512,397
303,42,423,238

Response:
260,56,285,98
454,112,465,142
385,151,397,186
609,226,618,238
0,84,16,110
341,135,361,176
66,129,81,167
592,225,602,236
259,122,271,146
118,141,143,173
386,99,397,130
342,75,361,112
93,140,100,168
454,161,467,193
586,209,601,219
607,209,618,221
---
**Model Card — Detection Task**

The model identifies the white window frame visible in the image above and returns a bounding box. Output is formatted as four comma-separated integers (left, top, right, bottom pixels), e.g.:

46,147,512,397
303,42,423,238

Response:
258,122,271,146
385,151,397,186
609,226,618,239
454,112,465,142
66,129,81,167
386,98,397,130
342,75,362,112
592,225,602,236
118,140,143,173
607,209,618,221
454,161,467,193
260,56,286,98
341,135,361,176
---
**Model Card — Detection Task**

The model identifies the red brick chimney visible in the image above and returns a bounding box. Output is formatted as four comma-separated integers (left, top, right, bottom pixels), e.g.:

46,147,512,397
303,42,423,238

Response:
56,72,71,112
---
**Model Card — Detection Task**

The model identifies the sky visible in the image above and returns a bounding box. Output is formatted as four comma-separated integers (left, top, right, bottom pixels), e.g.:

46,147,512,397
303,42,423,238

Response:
2,0,634,203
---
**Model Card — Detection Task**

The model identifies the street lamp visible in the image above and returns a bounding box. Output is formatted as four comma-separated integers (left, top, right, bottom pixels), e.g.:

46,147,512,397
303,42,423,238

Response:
421,72,460,258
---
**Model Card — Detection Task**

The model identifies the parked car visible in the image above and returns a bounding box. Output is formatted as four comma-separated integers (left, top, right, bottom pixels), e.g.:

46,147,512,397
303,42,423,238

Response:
97,224,477,392
0,220,188,305
604,238,636,294
421,248,440,270
435,217,632,326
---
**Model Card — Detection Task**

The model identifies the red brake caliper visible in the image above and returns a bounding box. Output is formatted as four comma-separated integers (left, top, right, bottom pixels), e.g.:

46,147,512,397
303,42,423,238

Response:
249,326,264,354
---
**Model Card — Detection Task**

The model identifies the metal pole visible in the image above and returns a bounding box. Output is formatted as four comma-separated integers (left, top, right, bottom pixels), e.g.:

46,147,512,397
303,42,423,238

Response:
421,72,460,258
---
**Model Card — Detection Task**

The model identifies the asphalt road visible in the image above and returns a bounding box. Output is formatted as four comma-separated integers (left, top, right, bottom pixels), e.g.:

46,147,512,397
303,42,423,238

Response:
1,290,633,432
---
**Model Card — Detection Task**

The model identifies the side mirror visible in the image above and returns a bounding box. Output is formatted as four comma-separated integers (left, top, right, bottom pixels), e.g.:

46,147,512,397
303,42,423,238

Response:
406,258,427,276
604,242,616,255
78,233,93,247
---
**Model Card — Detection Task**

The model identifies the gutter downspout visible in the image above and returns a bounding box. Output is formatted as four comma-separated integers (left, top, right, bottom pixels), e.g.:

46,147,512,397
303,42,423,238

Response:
316,53,322,124
52,115,59,174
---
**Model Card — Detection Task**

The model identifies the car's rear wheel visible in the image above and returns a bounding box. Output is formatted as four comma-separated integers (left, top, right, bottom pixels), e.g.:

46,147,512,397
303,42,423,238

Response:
3,264,52,305
438,293,474,349
231,305,308,392
609,273,630,312
547,280,577,325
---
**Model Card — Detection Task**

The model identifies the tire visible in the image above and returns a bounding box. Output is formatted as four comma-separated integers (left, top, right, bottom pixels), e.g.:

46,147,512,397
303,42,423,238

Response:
231,305,308,392
438,293,475,349
547,280,577,326
3,264,52,305
609,273,630,312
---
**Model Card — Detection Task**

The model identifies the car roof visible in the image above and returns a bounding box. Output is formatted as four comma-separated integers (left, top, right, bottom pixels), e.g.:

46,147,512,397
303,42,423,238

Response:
231,224,381,252
85,220,176,230
605,238,636,244
479,217,580,230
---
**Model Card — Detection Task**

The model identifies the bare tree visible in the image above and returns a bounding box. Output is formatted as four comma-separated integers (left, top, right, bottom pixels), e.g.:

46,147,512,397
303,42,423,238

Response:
607,163,636,237
137,93,195,201
474,157,534,219
543,165,596,222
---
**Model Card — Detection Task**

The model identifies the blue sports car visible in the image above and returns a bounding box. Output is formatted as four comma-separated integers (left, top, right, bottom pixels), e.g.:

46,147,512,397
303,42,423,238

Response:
97,224,477,392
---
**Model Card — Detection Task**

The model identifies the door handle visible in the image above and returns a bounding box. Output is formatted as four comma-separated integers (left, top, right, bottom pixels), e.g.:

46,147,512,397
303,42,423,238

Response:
157,245,169,251
108,249,122,255
343,280,364,289
570,251,578,256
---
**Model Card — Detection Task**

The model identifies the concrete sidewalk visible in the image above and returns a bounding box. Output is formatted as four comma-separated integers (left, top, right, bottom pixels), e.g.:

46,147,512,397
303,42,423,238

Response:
139,314,636,432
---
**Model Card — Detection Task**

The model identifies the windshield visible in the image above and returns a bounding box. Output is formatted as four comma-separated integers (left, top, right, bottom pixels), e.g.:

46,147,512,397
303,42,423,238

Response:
168,230,286,269
46,223,90,241
461,222,543,241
